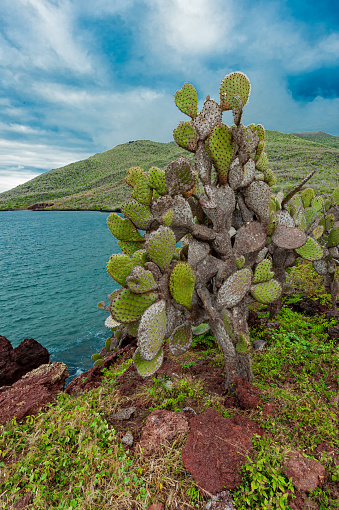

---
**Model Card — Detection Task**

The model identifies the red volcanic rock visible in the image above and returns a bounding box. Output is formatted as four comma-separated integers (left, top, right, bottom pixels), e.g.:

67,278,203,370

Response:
283,450,326,493
181,408,264,494
0,362,69,425
234,377,262,409
0,336,49,387
65,339,137,397
139,410,189,456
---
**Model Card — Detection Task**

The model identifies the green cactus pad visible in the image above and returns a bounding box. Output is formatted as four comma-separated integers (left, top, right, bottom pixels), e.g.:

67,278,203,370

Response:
301,188,315,208
311,196,325,212
267,211,278,236
250,279,282,304
328,226,339,247
220,72,250,111
110,288,156,323
295,237,323,261
121,201,152,230
133,346,164,378
138,300,167,361
125,166,146,187
91,353,104,362
107,213,144,242
222,310,236,341
208,123,233,184
332,186,339,205
192,323,210,336
126,266,158,294
319,214,335,232
173,121,198,152
168,322,193,356
105,337,112,351
255,140,265,162
174,83,198,118
107,254,134,286
118,240,145,257
294,210,307,230
146,226,176,270
255,151,269,172
131,177,153,206
312,225,324,239
165,157,197,196
131,249,149,268
148,167,168,196
304,207,318,228
217,268,252,309
289,193,303,211
264,168,277,186
236,332,250,354
324,198,332,211
93,358,104,367
235,255,245,269
253,259,274,284
169,262,196,310
162,209,174,226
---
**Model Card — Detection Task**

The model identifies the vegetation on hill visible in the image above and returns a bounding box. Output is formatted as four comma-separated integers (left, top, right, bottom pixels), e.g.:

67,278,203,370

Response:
291,131,339,151
0,262,338,509
0,132,338,211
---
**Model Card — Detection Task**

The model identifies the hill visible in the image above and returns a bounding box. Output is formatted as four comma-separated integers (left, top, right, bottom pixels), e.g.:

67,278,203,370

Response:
291,130,339,150
1,131,338,211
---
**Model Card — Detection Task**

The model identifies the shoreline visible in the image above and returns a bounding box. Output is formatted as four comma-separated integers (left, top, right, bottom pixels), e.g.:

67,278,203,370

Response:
0,208,121,213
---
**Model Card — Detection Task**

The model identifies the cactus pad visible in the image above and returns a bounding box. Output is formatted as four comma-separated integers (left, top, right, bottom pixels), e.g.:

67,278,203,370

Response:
165,157,197,196
234,221,267,255
146,225,176,270
250,279,282,304
253,259,274,284
295,237,323,261
162,209,174,226
243,181,271,226
110,288,156,323
118,240,145,257
107,254,134,286
303,207,318,228
228,158,244,190
174,83,198,118
240,158,256,188
148,167,168,196
168,322,193,356
217,268,252,309
173,121,198,152
138,300,167,361
271,225,307,249
220,72,250,111
276,210,295,228
328,226,339,248
126,266,158,294
192,323,210,336
312,259,328,275
301,188,315,208
255,151,269,172
131,177,153,206
133,346,164,378
312,225,324,240
208,123,233,184
107,213,144,242
131,249,149,268
125,166,146,187
235,255,245,269
332,186,339,205
121,200,153,230
169,262,196,310
311,196,325,212
267,211,278,236
105,316,120,329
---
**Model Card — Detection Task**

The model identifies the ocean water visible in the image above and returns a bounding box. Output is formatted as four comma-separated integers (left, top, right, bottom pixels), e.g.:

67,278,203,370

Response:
0,211,121,388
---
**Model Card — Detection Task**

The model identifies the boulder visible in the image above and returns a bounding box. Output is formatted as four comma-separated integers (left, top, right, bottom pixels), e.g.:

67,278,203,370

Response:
181,408,264,494
139,409,189,456
0,336,49,387
0,362,69,425
206,490,236,510
283,450,326,492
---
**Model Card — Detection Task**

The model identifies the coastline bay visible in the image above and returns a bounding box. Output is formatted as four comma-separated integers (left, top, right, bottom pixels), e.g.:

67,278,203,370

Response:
0,210,119,388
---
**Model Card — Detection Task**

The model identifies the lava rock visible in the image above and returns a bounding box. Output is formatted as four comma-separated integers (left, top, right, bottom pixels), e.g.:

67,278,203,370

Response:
283,450,326,492
139,409,189,456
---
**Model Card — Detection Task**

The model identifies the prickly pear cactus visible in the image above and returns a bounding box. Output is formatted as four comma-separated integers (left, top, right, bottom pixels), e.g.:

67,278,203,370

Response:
94,72,295,392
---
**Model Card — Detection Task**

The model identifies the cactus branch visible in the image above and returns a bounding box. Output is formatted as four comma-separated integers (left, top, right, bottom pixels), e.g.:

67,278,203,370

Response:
281,170,316,209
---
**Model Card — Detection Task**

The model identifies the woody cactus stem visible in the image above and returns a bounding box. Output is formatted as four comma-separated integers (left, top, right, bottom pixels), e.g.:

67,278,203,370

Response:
95,72,287,392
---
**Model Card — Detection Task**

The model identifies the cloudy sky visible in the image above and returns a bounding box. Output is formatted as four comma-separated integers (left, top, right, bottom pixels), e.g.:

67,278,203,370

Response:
0,0,338,193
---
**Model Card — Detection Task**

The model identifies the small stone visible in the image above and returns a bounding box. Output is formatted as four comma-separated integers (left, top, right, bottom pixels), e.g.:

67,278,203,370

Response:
110,407,136,420
121,432,134,446
146,504,164,510
252,339,267,352
164,380,173,390
206,490,236,510
182,406,196,415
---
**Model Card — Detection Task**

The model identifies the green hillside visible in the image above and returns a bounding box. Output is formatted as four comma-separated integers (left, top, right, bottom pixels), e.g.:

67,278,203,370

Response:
1,131,338,211
291,130,339,150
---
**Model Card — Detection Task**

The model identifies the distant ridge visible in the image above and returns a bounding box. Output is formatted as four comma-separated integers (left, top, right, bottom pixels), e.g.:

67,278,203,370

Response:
291,131,339,150
1,131,338,211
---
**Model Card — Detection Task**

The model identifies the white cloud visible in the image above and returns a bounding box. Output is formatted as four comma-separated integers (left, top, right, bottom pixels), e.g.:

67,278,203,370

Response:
0,168,41,194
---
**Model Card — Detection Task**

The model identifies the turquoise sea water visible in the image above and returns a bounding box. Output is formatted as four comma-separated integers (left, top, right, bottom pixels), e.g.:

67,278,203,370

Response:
0,211,121,388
